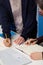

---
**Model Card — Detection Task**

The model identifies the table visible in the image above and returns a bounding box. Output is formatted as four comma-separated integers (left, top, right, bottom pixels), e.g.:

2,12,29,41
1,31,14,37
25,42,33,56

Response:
0,34,43,65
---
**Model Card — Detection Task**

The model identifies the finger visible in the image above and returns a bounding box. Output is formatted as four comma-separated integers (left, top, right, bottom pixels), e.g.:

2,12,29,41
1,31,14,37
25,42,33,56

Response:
19,39,24,45
3,39,11,47
29,39,36,41
30,39,37,43
17,39,21,44
14,36,25,45
25,41,30,45
3,42,11,47
31,41,38,45
14,38,19,42
16,38,24,45
14,38,20,44
14,38,21,44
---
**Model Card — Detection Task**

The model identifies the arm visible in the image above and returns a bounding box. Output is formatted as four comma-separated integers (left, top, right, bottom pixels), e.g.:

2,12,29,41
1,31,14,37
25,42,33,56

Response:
36,36,43,45
42,52,43,60
0,3,12,47
21,0,37,40
0,4,11,39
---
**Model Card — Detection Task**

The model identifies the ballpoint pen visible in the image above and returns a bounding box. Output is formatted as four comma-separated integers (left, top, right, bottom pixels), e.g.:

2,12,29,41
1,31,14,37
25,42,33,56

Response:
5,34,9,43
15,47,29,56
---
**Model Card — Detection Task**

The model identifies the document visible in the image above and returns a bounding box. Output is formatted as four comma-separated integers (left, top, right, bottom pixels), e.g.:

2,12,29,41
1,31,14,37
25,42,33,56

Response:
12,42,43,55
0,48,31,65
0,35,43,65
0,60,4,65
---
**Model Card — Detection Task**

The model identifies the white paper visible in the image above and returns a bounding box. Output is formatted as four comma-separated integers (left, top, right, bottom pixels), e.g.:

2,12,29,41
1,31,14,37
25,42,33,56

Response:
12,42,43,55
0,60,4,65
0,48,31,65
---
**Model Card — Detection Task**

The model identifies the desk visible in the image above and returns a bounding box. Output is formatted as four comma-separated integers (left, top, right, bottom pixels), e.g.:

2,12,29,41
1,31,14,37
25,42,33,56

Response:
0,34,43,65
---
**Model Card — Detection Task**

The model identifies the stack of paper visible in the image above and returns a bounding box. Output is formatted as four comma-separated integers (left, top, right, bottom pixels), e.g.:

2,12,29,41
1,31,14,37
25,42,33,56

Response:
0,35,43,65
0,37,32,65
0,48,32,65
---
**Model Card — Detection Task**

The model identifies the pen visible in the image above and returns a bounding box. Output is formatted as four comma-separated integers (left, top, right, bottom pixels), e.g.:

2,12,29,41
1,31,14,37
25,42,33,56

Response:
26,39,37,45
5,34,7,39
30,39,37,43
5,34,8,43
15,47,29,56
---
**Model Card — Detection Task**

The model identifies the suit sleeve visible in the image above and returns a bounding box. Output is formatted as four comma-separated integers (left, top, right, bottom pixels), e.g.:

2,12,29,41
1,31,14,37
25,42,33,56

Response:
37,36,43,44
21,0,37,40
0,5,11,39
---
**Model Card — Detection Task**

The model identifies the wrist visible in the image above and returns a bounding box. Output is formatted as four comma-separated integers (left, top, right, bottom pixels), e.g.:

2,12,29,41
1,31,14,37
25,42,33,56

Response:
20,36,25,41
21,35,27,41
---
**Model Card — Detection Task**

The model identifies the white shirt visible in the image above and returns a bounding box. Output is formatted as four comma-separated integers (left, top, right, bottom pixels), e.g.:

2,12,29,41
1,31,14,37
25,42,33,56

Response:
10,0,23,34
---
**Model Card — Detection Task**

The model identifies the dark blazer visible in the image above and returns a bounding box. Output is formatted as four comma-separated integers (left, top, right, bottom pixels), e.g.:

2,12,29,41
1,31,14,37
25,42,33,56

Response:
36,36,43,46
0,0,37,40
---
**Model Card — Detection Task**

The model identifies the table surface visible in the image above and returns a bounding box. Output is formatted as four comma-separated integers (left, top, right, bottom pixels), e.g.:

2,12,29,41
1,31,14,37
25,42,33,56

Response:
0,35,43,65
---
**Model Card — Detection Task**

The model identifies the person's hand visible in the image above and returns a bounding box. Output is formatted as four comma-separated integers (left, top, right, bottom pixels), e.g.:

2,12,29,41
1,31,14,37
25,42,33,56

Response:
14,36,25,45
25,39,37,45
39,8,43,16
3,38,11,47
30,52,42,60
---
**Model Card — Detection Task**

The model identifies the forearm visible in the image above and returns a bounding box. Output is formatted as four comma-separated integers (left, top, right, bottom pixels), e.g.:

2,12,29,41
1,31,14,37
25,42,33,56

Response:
0,6,11,39
21,0,37,40
37,36,43,44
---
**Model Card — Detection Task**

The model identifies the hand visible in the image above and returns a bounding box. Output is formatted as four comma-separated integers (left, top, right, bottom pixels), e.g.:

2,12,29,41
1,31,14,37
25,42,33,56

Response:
30,52,42,60
39,9,43,16
14,36,25,45
3,38,11,47
25,39,37,45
